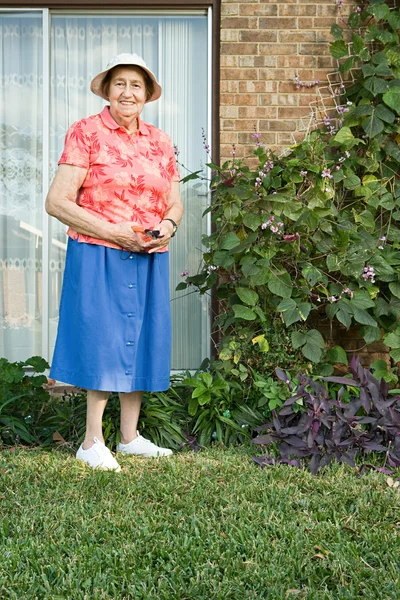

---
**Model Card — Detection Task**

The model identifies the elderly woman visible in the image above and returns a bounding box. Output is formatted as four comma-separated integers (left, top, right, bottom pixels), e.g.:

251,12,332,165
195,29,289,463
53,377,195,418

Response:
46,53,183,471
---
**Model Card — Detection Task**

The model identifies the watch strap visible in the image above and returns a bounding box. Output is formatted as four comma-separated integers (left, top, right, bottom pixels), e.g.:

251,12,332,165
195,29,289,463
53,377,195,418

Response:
162,218,178,237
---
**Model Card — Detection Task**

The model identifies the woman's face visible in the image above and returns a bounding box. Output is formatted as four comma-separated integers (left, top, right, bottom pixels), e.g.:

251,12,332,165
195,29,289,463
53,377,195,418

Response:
108,66,147,124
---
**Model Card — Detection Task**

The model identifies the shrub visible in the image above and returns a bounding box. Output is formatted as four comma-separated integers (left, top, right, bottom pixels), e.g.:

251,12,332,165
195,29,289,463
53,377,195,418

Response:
252,356,400,473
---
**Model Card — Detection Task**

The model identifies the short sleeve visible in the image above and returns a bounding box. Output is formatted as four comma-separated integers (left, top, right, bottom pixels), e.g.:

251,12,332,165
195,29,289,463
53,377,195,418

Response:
58,120,90,169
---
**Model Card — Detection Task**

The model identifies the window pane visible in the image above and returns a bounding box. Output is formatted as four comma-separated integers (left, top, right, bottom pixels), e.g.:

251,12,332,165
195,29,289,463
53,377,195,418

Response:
0,12,43,361
49,14,209,369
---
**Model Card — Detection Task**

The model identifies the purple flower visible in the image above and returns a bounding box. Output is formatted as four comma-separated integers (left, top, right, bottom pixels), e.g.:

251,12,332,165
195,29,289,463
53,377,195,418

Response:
252,132,261,139
327,296,338,302
173,144,180,157
300,170,308,177
180,270,189,277
321,169,333,179
380,236,386,241
378,245,384,250
345,151,351,158
283,233,299,242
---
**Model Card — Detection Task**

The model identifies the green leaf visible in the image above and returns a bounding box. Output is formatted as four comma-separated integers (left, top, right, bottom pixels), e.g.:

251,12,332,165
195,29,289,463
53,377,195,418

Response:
201,372,213,387
390,349,400,362
330,39,349,59
336,308,352,328
283,308,303,327
352,33,364,54
251,334,269,353
362,114,384,138
302,265,327,286
354,103,373,117
327,346,348,365
330,23,343,40
384,332,400,348
343,172,361,189
176,282,188,291
267,269,293,298
180,170,203,184
243,212,262,231
236,287,259,306
375,104,395,123
188,396,199,416
383,87,400,115
352,308,378,327
333,127,354,145
297,302,311,321
302,342,323,363
369,2,390,21
350,291,375,310
232,304,257,321
277,298,296,312
291,331,306,350
389,282,400,299
197,391,211,406
385,140,400,163
192,386,208,399
24,356,49,372
305,329,325,348
363,76,389,96
360,325,382,344
220,232,241,250
387,11,400,31
371,359,391,382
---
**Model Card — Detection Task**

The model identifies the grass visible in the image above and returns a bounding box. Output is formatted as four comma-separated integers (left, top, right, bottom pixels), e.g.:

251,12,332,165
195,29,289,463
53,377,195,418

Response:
0,444,399,600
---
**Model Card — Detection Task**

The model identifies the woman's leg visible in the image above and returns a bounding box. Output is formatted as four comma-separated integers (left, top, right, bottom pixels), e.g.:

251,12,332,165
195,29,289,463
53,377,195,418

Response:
119,391,143,444
82,390,110,449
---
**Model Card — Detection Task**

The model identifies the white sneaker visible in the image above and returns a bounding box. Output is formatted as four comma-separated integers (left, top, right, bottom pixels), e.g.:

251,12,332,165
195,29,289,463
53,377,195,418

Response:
117,432,173,458
76,437,121,472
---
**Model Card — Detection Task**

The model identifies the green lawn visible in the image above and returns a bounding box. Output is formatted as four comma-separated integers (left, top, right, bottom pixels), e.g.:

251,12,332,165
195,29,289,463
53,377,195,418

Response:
1,445,399,600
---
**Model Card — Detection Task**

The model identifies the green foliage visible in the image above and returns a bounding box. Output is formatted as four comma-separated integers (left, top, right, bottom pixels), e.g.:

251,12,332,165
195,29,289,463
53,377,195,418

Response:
178,0,400,376
0,356,50,444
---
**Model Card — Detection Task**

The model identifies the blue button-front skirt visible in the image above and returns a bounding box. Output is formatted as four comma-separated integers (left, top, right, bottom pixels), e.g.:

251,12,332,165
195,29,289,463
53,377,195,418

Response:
50,239,171,393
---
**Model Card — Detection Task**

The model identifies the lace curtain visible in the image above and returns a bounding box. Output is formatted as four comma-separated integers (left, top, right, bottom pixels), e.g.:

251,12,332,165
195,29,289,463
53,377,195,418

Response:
1,11,209,369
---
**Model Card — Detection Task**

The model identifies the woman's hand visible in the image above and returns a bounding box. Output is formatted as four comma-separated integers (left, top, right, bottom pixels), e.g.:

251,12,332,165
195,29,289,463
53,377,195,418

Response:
111,221,173,253
147,220,174,254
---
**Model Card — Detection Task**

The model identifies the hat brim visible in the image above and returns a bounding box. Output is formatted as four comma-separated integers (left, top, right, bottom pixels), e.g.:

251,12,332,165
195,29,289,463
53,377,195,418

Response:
90,63,162,103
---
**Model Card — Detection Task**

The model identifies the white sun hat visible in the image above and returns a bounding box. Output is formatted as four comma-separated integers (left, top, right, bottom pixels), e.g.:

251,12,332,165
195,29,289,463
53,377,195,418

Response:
90,53,162,102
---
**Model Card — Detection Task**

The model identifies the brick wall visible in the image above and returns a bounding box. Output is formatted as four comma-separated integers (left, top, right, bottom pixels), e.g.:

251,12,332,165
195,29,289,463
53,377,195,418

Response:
220,0,354,160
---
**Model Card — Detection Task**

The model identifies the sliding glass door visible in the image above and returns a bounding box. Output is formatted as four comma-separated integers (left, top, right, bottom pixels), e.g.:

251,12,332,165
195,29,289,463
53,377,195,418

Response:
0,9,210,370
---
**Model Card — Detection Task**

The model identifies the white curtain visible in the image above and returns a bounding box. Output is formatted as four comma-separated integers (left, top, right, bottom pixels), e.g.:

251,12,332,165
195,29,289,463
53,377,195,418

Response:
0,11,209,369
0,12,43,361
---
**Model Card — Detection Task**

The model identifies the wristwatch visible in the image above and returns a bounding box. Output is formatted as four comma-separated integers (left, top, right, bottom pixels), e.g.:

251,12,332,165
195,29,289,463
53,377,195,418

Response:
162,218,178,237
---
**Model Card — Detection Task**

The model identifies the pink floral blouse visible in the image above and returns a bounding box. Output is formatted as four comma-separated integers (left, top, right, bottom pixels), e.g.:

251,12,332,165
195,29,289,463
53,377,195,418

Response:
58,106,180,251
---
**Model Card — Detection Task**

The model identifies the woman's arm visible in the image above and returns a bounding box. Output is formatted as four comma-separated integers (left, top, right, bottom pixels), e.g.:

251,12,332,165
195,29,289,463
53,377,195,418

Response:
148,181,184,254
46,164,148,252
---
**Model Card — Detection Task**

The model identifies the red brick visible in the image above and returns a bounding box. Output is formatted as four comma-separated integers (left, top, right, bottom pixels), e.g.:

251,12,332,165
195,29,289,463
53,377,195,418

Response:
221,30,239,42
279,31,316,43
279,81,313,93
239,106,278,118
234,119,260,131
234,93,258,106
239,56,256,67
316,56,336,68
220,55,239,67
220,93,237,106
314,17,338,28
220,131,238,144
238,132,276,144
221,16,258,29
258,68,286,80
278,106,311,118
220,105,239,118
259,43,297,55
221,42,259,55
279,4,317,16
260,17,298,29
317,4,342,17
298,18,314,29
267,93,298,106
240,3,278,16
254,56,277,67
259,94,279,106
240,30,278,42
299,43,330,56
221,3,239,16
261,120,297,131
238,81,277,93
221,68,258,80
277,133,297,145
220,80,240,93
278,55,316,68
221,119,236,130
